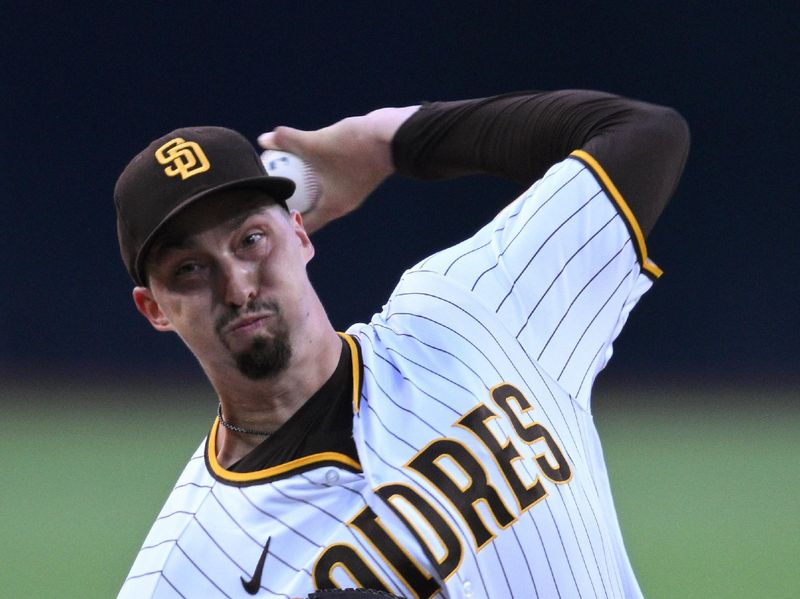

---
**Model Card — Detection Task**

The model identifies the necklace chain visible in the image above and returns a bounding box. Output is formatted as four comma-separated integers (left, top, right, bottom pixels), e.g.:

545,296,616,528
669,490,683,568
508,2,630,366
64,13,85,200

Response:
217,404,272,436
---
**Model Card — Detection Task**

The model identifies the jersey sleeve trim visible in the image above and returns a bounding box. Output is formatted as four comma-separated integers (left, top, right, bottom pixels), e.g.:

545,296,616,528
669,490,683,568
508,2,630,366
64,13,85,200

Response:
570,149,663,279
205,419,362,486
341,332,365,415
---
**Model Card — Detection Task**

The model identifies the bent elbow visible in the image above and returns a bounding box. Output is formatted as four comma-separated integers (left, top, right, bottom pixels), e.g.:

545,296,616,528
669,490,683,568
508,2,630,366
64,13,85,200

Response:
642,104,691,173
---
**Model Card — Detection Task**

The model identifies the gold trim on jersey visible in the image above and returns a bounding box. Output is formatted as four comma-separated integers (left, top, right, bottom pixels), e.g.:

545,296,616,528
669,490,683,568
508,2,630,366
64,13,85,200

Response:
206,422,361,484
570,149,663,279
341,332,364,414
205,332,364,485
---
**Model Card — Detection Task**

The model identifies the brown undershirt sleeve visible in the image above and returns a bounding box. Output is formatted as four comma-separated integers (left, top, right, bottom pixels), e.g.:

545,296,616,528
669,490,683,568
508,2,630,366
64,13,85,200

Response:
391,89,689,237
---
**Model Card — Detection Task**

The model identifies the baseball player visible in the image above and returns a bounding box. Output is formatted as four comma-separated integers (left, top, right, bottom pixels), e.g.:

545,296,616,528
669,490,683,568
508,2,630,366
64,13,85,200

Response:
114,89,689,598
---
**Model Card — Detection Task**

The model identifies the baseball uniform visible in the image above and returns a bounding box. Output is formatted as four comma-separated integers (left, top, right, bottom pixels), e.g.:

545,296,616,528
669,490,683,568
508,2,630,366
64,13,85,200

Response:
118,90,689,598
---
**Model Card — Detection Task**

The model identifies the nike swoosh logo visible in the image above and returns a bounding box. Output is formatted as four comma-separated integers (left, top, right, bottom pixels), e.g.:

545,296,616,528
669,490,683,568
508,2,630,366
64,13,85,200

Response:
241,536,271,595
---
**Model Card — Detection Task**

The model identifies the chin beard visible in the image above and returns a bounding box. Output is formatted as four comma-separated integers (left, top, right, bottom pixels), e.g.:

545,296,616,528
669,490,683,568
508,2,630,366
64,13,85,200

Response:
216,300,292,380
234,332,292,380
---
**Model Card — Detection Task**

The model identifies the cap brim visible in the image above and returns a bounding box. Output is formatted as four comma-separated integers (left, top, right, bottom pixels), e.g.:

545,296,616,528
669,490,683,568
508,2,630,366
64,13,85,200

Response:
133,175,295,285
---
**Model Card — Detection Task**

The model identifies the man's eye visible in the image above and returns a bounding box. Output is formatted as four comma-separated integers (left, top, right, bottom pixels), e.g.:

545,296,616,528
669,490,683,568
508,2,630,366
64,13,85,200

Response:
242,232,264,247
175,262,200,277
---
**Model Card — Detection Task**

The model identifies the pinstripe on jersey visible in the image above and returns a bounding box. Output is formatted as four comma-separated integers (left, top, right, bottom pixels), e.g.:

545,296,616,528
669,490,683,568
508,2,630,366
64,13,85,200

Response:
119,152,653,598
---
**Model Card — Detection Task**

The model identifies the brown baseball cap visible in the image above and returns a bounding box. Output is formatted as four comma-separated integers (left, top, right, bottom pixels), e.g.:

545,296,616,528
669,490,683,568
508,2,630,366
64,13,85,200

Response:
114,126,295,286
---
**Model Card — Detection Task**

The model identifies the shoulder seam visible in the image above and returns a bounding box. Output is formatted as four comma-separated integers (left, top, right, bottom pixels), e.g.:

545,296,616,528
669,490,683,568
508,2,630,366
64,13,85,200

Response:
570,150,662,279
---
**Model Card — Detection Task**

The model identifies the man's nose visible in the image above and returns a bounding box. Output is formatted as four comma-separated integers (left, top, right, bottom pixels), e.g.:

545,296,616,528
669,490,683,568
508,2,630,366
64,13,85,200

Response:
221,261,257,307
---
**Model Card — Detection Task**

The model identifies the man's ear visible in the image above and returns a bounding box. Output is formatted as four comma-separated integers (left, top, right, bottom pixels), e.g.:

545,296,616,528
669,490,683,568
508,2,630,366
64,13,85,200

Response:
132,287,174,332
291,210,315,263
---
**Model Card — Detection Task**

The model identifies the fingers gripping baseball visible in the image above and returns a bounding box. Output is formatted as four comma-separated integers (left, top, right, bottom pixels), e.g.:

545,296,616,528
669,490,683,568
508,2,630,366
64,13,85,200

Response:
260,149,322,216
259,107,419,234
259,121,390,233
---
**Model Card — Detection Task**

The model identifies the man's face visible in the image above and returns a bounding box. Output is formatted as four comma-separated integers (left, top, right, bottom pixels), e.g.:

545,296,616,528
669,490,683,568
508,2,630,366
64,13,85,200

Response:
133,191,315,380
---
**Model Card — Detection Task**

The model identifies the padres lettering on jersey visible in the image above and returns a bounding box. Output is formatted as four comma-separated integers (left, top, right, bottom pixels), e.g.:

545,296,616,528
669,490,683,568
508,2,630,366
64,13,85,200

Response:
119,153,653,598
314,379,571,595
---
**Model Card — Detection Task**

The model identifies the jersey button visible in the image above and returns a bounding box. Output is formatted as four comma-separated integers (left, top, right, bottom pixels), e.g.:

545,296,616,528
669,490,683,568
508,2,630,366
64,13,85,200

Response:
325,469,340,485
463,580,473,597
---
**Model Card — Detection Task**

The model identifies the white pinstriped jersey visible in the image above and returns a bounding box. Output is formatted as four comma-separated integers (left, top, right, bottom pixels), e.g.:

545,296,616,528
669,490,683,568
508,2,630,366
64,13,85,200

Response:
119,151,657,598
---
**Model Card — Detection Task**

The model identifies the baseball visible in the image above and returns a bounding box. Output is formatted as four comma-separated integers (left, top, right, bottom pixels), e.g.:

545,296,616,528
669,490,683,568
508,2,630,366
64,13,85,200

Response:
260,150,322,215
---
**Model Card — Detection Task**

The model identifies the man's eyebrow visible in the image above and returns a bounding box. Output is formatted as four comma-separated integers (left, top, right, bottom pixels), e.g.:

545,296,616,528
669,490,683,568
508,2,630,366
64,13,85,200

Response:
217,203,279,234
228,207,261,230
149,237,196,262
150,204,274,259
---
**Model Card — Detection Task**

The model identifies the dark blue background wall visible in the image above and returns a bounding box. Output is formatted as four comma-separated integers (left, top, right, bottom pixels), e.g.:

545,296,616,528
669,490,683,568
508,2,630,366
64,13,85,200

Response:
3,3,797,388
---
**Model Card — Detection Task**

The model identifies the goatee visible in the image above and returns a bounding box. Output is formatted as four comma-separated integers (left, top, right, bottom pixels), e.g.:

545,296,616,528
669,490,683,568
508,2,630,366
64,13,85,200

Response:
216,299,293,380
235,332,292,380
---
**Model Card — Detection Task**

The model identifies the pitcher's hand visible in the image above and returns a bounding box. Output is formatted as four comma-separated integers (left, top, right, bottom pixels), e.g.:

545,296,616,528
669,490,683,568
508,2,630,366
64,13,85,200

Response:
258,106,419,234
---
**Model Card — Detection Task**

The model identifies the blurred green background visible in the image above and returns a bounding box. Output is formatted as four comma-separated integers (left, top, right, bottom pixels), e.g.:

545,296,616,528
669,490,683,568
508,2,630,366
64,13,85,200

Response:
1,381,798,598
